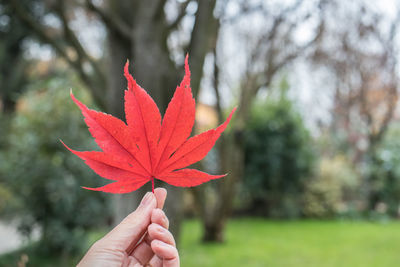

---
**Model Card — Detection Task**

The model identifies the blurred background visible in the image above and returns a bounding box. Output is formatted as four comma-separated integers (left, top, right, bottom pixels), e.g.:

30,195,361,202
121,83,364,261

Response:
1,0,400,266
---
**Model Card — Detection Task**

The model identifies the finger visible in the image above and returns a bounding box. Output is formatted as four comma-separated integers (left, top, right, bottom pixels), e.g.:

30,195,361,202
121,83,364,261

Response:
130,240,154,265
99,192,157,250
148,223,176,246
151,209,169,229
127,189,167,252
141,209,169,245
131,188,167,250
148,255,162,267
148,254,163,267
151,240,180,267
154,187,167,209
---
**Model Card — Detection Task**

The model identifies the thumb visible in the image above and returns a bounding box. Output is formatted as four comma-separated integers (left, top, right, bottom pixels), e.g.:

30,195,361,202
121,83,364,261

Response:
100,192,157,250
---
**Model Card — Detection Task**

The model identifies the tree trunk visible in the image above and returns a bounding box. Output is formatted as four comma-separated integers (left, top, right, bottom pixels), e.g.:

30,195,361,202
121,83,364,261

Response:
203,220,225,242
132,0,186,242
105,0,185,241
0,44,27,114
197,122,245,242
103,0,135,227
195,57,255,242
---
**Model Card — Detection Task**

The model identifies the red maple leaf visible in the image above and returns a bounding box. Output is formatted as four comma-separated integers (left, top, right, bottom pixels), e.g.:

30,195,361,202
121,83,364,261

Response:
63,56,236,193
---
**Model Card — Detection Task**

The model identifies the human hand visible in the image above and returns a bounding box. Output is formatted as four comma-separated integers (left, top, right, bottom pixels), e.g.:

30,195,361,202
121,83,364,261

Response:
78,188,179,267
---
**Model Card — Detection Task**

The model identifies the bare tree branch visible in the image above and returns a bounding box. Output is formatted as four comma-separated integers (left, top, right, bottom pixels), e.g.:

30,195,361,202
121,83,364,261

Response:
188,0,218,98
167,0,191,32
85,0,131,40
10,0,107,109
221,3,263,24
212,47,223,124
10,0,75,66
56,0,105,86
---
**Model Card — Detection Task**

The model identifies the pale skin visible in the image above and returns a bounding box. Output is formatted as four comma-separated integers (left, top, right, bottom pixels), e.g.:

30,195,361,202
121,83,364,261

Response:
78,188,179,267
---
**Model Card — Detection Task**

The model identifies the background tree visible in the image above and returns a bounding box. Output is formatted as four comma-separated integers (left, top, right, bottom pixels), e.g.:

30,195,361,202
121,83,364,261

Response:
10,0,220,240
193,0,323,241
310,0,400,211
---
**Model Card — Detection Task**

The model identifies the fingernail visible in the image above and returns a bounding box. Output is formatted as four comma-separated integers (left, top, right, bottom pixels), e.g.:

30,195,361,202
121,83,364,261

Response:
141,192,153,206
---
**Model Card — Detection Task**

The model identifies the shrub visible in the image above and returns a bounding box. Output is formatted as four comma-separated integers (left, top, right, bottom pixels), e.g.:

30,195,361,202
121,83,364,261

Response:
243,82,314,218
302,155,360,218
0,74,109,254
367,123,400,217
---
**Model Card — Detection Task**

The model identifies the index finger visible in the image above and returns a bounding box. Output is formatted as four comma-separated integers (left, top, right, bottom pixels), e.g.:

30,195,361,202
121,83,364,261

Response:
126,188,167,255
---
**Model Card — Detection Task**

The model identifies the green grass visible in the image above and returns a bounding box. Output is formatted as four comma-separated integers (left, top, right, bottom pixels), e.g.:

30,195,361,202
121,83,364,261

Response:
0,245,79,267
180,219,400,267
1,219,400,267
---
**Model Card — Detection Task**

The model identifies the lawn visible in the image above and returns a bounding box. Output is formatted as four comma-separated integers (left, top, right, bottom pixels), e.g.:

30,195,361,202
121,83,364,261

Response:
1,219,400,266
180,219,400,267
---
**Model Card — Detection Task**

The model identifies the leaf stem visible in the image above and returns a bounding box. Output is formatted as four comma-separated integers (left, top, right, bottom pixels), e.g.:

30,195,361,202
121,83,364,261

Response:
151,177,154,193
